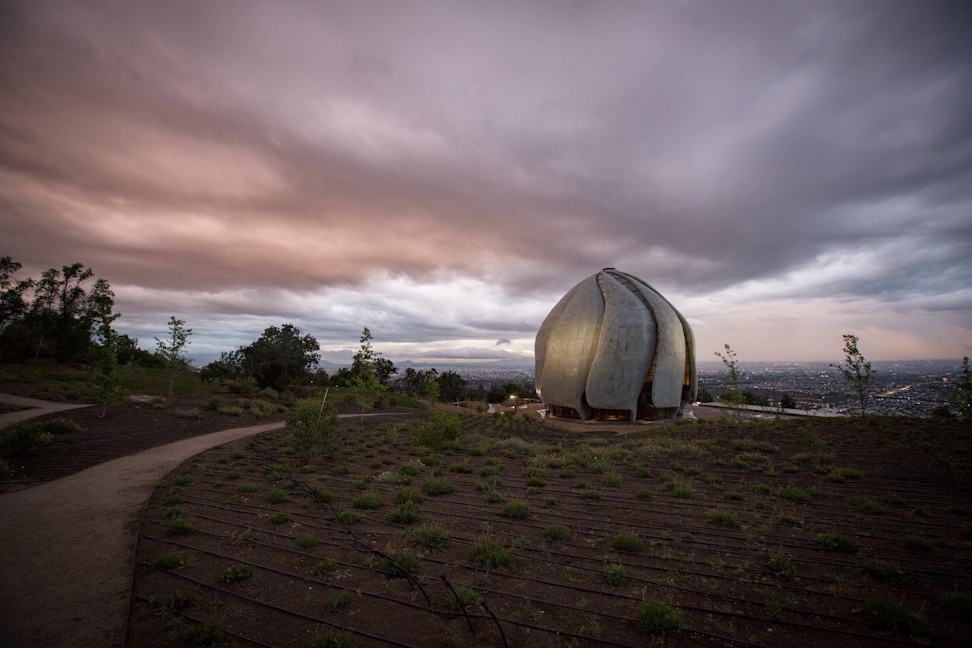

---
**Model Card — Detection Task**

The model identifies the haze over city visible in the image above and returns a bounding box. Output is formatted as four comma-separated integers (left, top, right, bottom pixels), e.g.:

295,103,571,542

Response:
2,1,970,365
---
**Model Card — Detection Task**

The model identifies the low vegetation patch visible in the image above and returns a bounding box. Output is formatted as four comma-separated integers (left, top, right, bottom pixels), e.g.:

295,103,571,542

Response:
612,532,644,552
636,599,683,634
217,563,254,583
469,538,511,571
816,532,859,554
862,599,931,636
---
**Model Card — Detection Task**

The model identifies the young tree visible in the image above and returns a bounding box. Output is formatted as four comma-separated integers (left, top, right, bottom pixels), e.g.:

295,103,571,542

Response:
349,328,388,420
832,334,875,417
948,356,972,420
715,344,745,419
90,285,124,417
155,317,193,396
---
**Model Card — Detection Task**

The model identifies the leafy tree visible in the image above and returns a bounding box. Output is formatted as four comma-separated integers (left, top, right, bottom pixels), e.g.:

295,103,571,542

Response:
948,356,972,420
113,334,162,368
438,371,467,403
832,334,875,417
715,344,745,418
237,324,320,391
486,385,507,404
0,262,116,363
779,393,797,410
155,317,193,396
0,256,32,331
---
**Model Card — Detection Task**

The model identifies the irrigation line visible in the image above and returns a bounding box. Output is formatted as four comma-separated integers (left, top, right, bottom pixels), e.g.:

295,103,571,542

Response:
252,444,436,606
439,574,475,637
142,566,423,648
174,486,959,620
176,489,965,634
131,596,276,648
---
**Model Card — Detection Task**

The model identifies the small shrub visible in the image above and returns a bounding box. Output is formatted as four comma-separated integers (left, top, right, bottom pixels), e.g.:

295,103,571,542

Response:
352,492,382,510
383,548,419,576
946,592,972,621
410,524,451,553
707,510,741,528
604,563,627,586
421,478,455,496
293,534,317,548
849,496,886,515
235,483,257,494
309,485,334,502
484,489,505,503
636,599,683,634
173,472,193,487
269,512,291,525
469,538,511,571
164,506,185,519
265,488,288,504
207,396,224,411
412,411,463,449
768,554,795,577
312,558,342,577
386,502,422,525
149,590,196,617
394,487,423,505
673,484,693,499
336,510,363,525
217,563,254,583
816,532,859,554
636,489,652,499
444,585,481,611
903,535,934,552
153,551,185,570
309,630,355,648
612,532,644,552
580,488,602,501
779,486,812,502
167,518,196,536
450,460,473,473
864,559,905,585
600,471,623,486
828,466,863,482
777,515,804,527
862,599,931,636
41,417,80,435
724,491,745,501
327,589,354,612
544,523,572,542
500,501,530,519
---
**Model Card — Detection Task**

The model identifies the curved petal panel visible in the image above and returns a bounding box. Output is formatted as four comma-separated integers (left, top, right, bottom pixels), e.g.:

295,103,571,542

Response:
534,274,603,418
585,272,653,416
623,275,686,408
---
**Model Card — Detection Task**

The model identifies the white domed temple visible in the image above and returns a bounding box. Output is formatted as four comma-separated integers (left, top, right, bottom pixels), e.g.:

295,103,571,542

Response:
535,268,697,421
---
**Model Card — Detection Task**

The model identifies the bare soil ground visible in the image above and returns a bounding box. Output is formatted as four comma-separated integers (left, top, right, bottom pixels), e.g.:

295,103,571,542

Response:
0,391,423,648
129,413,972,647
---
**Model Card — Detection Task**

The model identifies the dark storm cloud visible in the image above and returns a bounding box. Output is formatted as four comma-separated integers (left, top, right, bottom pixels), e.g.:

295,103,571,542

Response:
1,1,970,358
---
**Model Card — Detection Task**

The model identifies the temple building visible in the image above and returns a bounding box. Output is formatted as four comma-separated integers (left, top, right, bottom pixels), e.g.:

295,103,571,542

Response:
535,268,697,421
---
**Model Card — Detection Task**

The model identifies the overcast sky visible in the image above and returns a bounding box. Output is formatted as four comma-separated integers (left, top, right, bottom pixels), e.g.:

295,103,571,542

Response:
2,1,970,365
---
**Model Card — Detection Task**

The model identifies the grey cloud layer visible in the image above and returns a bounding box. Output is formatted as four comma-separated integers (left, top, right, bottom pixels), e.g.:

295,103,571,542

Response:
1,1,971,345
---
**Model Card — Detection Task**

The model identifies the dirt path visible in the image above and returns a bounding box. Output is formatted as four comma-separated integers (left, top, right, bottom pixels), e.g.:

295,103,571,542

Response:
0,419,285,648
0,393,95,428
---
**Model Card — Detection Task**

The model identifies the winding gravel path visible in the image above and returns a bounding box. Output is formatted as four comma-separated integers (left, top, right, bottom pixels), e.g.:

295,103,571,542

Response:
0,412,285,648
